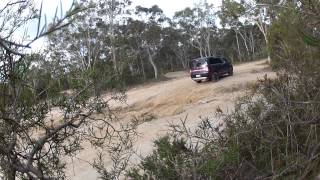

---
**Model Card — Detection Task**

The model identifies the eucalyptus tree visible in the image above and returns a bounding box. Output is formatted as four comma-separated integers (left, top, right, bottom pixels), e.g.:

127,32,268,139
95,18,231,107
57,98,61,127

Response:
174,2,217,58
220,0,276,61
226,0,282,63
135,5,166,79
47,0,132,94
50,0,131,73
161,26,195,70
220,0,246,59
95,0,132,72
243,0,271,62
48,17,105,96
120,18,149,80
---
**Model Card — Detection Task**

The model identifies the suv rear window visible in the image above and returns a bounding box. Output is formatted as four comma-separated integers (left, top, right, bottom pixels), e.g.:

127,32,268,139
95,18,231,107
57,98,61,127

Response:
189,58,207,69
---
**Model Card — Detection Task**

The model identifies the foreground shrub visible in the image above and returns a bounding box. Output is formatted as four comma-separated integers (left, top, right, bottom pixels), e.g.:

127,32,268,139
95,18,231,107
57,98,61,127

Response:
127,71,320,179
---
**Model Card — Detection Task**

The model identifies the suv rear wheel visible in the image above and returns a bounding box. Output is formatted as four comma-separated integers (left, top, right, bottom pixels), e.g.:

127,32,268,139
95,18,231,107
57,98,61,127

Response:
212,72,219,82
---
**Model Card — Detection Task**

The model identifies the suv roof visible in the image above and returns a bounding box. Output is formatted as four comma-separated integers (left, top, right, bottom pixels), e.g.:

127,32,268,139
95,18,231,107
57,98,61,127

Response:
191,55,225,61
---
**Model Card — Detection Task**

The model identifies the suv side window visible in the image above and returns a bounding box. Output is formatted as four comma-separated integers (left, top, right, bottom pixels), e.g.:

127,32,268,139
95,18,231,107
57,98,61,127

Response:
209,57,222,64
208,58,213,64
221,58,227,64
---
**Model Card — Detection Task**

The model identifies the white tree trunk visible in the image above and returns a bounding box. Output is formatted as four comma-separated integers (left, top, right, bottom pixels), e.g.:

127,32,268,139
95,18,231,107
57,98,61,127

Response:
255,17,271,63
146,47,158,79
235,31,241,60
140,57,146,80
238,30,250,59
109,0,117,71
206,32,211,56
189,34,203,57
250,28,255,55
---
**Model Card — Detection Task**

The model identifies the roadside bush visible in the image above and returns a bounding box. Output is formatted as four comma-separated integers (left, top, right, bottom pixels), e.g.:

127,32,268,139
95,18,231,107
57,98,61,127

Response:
127,72,320,180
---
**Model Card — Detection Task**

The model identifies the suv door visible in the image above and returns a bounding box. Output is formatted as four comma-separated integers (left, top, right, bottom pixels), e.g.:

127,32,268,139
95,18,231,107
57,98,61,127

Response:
220,58,230,74
208,57,223,75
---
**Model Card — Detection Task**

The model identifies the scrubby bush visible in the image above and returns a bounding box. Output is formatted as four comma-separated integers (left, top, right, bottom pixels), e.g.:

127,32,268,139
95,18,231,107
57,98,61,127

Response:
127,72,320,179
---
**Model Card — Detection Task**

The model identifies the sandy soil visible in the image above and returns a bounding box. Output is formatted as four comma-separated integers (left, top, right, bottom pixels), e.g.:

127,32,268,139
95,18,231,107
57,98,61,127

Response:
66,59,276,179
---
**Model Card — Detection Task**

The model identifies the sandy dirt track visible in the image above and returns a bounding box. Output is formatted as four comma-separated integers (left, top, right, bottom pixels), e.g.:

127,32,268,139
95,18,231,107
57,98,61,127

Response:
66,59,276,179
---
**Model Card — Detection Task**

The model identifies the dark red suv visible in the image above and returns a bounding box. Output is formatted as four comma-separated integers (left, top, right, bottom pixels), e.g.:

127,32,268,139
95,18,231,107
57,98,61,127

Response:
189,56,233,83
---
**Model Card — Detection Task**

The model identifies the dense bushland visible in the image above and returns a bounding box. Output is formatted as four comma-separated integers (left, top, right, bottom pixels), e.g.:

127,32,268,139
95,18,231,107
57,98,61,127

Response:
35,0,267,93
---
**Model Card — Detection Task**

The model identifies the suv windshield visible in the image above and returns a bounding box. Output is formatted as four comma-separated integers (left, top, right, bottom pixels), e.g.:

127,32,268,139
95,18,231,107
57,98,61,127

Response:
189,58,207,69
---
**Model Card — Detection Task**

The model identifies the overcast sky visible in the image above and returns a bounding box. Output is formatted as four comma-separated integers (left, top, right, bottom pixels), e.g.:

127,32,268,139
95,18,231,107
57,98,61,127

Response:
24,0,222,50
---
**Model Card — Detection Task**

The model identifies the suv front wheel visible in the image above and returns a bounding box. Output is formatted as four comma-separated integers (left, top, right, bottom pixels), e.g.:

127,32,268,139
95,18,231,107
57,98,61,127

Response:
229,68,233,76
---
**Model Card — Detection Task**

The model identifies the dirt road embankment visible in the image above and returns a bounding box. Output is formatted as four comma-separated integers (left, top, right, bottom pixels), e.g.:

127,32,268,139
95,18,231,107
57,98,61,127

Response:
67,59,276,179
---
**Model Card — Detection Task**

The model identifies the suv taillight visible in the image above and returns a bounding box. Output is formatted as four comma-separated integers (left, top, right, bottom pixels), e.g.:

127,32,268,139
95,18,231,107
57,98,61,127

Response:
202,65,208,71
